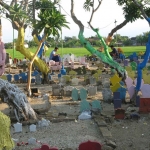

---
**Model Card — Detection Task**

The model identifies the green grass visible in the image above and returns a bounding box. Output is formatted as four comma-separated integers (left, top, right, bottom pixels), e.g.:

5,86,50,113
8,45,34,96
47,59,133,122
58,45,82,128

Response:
6,46,146,59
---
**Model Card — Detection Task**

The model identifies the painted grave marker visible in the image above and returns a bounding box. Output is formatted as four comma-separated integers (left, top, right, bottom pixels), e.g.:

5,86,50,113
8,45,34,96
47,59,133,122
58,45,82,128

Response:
71,88,79,101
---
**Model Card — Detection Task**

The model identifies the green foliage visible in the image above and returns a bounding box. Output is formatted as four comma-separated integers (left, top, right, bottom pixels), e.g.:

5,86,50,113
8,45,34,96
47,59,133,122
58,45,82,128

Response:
117,0,150,22
9,4,28,22
34,0,69,37
83,0,93,11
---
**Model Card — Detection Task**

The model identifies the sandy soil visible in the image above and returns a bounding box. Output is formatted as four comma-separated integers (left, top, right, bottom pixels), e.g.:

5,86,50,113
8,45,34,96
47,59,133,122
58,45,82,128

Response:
1,65,150,150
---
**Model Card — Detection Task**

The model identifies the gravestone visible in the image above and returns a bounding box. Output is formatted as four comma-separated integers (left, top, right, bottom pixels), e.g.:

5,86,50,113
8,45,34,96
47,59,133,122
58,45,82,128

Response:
78,140,102,150
7,74,12,82
143,74,150,84
69,70,77,78
88,86,97,96
113,92,120,100
80,88,87,100
52,84,64,96
93,73,99,82
71,88,79,101
29,124,36,132
117,87,127,101
91,100,101,112
14,122,22,133
80,100,90,112
102,88,112,102
110,74,121,86
35,74,41,85
102,78,110,88
14,74,20,82
125,77,133,89
141,84,150,98
123,59,129,66
71,78,79,85
89,76,96,85
128,85,135,99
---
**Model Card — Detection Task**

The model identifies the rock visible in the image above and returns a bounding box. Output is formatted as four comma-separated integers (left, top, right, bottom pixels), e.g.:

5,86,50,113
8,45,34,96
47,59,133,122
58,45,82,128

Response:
100,127,112,138
102,145,114,150
106,140,117,149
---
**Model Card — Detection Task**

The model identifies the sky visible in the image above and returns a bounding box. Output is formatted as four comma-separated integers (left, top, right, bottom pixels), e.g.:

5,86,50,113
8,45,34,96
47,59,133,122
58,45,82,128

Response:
1,0,150,43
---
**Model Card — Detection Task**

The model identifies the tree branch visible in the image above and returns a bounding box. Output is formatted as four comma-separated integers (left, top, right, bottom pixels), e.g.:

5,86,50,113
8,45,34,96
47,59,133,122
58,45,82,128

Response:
88,0,102,25
108,19,128,37
71,0,84,32
132,0,149,23
10,0,15,6
0,0,11,11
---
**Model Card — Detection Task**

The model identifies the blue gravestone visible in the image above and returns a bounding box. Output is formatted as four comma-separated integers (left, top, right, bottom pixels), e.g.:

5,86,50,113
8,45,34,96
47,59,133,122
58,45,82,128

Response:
80,100,91,112
14,74,20,82
71,88,79,101
80,88,87,101
117,87,126,101
91,100,101,112
32,70,39,76
7,74,12,82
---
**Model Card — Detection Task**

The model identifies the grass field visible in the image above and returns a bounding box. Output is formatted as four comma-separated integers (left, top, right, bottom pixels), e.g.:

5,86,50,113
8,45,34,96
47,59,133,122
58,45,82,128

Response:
6,46,146,59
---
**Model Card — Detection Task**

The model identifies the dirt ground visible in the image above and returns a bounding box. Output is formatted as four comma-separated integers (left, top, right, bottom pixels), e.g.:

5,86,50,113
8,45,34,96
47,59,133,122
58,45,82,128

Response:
1,65,150,150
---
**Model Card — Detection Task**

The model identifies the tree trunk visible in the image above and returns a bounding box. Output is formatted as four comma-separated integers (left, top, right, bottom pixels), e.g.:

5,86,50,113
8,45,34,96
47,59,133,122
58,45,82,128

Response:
27,36,45,95
15,27,49,74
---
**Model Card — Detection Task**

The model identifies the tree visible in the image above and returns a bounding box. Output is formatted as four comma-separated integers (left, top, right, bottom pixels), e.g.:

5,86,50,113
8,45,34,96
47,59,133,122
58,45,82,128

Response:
26,0,69,95
0,0,49,74
71,0,126,77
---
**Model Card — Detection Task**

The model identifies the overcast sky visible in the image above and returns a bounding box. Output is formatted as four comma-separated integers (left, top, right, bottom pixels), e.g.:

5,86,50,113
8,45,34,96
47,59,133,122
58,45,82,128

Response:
1,0,150,43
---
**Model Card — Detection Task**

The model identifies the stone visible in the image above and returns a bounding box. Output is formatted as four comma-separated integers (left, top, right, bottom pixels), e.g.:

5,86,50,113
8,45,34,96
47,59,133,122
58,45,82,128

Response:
89,77,96,85
80,100,90,112
99,127,112,138
141,84,150,98
91,100,101,112
71,88,79,101
125,77,133,89
14,122,22,133
102,88,112,102
80,88,87,100
128,85,135,99
14,74,20,82
143,74,150,84
69,70,77,78
6,74,12,82
88,86,97,96
102,78,110,88
93,73,99,82
102,145,114,150
35,74,41,85
71,78,79,85
29,124,36,132
106,140,117,149
94,117,107,127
